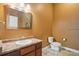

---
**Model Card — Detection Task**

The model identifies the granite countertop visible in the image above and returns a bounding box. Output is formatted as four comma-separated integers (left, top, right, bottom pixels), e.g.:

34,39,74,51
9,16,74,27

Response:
0,38,42,55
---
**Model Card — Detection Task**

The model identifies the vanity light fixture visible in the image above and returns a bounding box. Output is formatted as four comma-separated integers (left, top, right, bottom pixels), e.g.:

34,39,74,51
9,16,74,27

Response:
8,3,16,9
24,4,31,13
18,3,25,11
7,3,31,13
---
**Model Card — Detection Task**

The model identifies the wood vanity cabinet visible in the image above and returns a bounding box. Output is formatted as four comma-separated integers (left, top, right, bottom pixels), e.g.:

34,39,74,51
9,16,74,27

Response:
20,45,36,56
20,42,42,56
35,42,42,56
2,50,20,56
1,42,42,56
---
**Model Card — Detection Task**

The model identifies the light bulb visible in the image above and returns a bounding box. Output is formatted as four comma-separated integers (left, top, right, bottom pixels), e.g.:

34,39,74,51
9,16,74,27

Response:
20,3,25,8
8,3,16,9
24,4,31,13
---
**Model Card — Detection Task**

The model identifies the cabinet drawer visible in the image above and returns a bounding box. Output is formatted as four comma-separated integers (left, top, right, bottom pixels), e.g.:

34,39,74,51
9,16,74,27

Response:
3,50,20,56
36,42,42,49
20,45,35,55
25,51,35,56
36,48,42,56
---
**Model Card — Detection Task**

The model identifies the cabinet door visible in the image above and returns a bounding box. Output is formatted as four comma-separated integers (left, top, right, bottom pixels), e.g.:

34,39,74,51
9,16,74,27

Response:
35,42,42,56
36,48,42,56
20,45,35,56
36,42,42,49
24,51,35,56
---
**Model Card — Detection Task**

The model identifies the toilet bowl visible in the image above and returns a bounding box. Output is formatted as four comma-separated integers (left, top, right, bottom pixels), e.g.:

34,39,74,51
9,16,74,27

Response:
48,37,61,51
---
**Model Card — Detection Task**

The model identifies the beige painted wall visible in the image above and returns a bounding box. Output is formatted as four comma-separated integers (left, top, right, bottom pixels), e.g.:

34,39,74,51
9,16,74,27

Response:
52,4,79,50
31,4,53,47
0,4,6,39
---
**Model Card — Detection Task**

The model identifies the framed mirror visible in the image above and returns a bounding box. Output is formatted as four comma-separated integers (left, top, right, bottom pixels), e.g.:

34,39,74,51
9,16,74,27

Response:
19,13,32,29
6,8,32,29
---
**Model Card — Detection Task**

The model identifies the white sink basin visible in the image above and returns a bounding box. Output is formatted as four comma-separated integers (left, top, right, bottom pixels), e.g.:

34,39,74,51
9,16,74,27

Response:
15,40,32,45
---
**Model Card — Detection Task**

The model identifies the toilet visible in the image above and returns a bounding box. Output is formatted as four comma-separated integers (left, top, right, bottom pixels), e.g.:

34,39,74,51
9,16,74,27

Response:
48,37,61,51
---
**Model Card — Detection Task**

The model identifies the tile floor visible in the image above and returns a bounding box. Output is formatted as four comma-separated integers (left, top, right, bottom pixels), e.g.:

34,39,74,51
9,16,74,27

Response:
42,46,79,56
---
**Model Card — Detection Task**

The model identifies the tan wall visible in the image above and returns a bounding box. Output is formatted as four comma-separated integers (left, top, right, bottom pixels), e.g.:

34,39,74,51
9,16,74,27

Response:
0,4,53,47
31,4,53,47
52,4,79,50
0,4,6,39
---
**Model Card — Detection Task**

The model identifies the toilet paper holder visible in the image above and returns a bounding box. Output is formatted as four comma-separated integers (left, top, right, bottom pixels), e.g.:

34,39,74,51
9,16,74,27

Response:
62,38,67,42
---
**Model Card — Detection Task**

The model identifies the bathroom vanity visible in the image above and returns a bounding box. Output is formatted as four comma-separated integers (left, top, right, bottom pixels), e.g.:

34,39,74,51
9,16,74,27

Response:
0,38,42,56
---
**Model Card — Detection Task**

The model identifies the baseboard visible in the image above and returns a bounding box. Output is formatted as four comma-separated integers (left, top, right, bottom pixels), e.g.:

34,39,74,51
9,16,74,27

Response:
62,47,79,54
